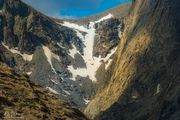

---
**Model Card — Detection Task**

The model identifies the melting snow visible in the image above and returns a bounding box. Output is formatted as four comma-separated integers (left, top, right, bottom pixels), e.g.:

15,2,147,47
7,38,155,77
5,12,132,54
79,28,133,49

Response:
105,59,113,70
104,47,117,70
156,84,161,94
26,71,32,75
69,44,80,58
2,42,33,61
51,79,59,85
63,89,71,95
118,24,122,38
132,95,137,99
59,14,115,81
61,22,89,32
84,98,90,104
42,46,60,74
46,87,58,94
75,30,85,41
104,48,117,61
57,43,66,49
94,14,113,23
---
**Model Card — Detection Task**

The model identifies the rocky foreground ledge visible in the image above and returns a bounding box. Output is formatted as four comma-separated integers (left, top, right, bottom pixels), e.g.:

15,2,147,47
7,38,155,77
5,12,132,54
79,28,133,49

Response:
0,62,88,120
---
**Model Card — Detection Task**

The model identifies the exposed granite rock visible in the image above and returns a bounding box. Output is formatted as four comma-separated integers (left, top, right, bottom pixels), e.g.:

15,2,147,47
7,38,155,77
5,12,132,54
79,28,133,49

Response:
1,0,82,53
93,18,122,57
85,0,180,119
0,0,89,108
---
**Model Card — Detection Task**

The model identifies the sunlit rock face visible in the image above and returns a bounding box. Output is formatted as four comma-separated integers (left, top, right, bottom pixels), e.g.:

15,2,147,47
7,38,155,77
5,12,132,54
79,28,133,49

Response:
85,0,180,119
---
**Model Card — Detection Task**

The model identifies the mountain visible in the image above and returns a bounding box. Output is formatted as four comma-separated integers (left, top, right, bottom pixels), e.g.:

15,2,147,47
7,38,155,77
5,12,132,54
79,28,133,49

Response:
0,0,129,108
0,62,87,120
1,0,179,120
85,0,180,119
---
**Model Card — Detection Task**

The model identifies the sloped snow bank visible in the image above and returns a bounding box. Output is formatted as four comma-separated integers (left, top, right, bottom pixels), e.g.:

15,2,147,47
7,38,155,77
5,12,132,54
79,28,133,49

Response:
42,46,60,74
59,14,116,81
2,42,33,61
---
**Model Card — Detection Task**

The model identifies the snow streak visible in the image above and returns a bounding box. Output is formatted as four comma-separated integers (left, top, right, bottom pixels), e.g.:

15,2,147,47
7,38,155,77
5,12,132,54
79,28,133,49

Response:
61,14,116,81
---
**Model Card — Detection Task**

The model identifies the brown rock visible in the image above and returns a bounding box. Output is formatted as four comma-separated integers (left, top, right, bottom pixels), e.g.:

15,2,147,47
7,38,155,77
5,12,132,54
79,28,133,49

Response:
0,62,88,120
85,0,180,120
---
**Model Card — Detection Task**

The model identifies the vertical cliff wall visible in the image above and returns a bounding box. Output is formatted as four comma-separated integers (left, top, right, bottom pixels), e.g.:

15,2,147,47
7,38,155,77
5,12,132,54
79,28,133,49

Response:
85,0,180,119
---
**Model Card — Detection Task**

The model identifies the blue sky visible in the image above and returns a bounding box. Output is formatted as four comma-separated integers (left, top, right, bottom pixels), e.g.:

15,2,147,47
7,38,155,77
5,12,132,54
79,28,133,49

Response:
22,0,131,18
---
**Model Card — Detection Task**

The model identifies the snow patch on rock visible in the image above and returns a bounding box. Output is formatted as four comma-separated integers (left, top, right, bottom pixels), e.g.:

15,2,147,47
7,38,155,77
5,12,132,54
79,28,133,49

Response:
84,98,90,105
156,83,161,94
2,42,33,61
60,14,115,81
51,79,59,85
63,89,71,95
118,24,122,38
105,59,113,70
94,14,113,23
61,22,89,32
42,46,60,74
69,44,80,58
57,43,66,49
46,87,58,94
26,71,32,75
104,47,117,69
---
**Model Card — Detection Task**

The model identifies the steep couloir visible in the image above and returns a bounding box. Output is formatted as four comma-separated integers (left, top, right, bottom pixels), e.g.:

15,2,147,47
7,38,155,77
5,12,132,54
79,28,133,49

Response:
85,0,180,119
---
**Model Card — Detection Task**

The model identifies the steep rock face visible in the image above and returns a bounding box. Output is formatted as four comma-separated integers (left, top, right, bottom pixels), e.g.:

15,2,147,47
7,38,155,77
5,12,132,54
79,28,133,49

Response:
85,0,180,119
0,0,79,53
0,0,127,108
93,18,122,57
0,0,85,108
0,62,88,120
0,0,81,108
0,0,80,74
59,15,122,108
